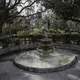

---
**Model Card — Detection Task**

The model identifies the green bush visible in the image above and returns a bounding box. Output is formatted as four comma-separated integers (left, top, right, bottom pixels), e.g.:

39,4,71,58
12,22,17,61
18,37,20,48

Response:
30,28,43,36
17,31,29,38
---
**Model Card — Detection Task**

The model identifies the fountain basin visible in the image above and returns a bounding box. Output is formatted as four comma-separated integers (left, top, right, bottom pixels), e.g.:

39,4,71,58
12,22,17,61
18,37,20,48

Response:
13,49,77,73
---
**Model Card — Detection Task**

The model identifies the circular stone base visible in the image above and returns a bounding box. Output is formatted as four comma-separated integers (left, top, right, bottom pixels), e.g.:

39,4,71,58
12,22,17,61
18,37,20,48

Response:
13,49,77,73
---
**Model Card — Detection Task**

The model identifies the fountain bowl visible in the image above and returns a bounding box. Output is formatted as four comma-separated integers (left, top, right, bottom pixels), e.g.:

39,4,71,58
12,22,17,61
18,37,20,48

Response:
13,48,77,73
13,37,77,73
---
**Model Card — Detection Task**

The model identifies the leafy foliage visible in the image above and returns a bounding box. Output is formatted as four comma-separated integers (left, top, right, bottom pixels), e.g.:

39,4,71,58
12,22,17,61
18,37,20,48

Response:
42,0,80,21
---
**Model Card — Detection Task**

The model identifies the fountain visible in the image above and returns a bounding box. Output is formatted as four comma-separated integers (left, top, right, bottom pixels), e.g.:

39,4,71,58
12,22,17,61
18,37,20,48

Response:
14,40,77,72
13,28,77,73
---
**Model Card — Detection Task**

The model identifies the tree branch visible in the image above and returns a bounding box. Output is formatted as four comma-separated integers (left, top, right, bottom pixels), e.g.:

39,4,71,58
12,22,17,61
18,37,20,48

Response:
6,0,11,7
8,0,21,10
8,9,47,21
17,0,39,14
21,0,28,5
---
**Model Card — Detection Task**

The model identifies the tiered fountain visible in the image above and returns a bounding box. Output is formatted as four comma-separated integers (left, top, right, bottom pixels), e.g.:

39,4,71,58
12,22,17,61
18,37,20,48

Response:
14,29,77,73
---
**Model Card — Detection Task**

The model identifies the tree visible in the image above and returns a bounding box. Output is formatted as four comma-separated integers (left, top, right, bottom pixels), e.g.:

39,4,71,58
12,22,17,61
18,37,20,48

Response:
42,0,80,22
0,0,39,33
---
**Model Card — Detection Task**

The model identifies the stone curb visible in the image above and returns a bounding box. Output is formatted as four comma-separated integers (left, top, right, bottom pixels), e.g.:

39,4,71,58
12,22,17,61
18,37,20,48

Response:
13,56,77,73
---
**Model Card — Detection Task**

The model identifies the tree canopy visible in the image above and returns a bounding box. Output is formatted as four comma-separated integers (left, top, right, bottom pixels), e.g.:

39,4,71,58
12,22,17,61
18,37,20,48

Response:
42,0,80,22
0,0,40,24
0,0,80,24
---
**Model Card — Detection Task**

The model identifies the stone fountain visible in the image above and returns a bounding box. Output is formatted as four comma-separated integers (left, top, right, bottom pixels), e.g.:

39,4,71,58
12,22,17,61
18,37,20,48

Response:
13,29,77,73
14,32,77,72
